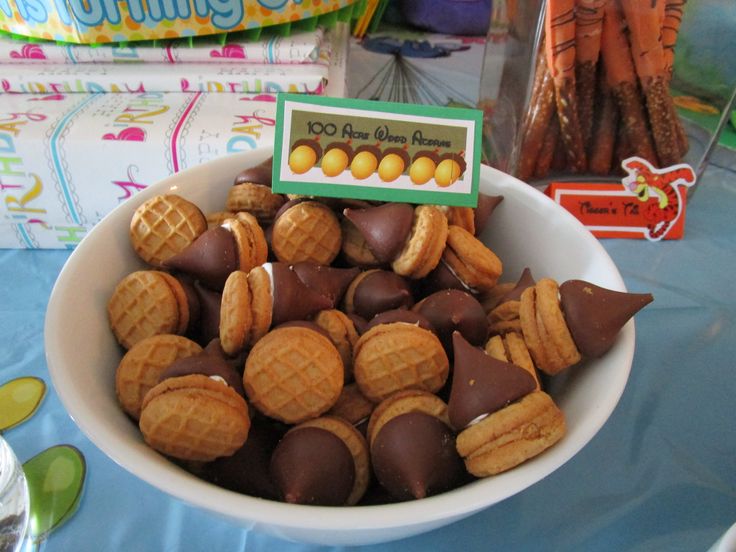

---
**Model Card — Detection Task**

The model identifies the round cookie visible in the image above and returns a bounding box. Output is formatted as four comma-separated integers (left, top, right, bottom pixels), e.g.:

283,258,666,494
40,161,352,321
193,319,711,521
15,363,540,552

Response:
226,182,285,226
108,270,183,350
519,280,581,375
391,205,449,278
243,325,344,424
441,224,503,293
271,200,342,265
129,194,207,267
139,374,251,462
116,334,203,419
313,309,360,381
219,270,253,356
455,390,566,477
485,333,541,390
353,322,449,403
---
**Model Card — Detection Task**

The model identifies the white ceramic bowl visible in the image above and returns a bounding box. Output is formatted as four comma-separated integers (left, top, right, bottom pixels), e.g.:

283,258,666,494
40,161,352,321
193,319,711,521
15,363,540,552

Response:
45,148,634,546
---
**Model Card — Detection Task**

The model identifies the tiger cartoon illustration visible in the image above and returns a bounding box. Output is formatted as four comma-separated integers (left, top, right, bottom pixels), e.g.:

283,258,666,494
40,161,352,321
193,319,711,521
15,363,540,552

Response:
621,157,696,241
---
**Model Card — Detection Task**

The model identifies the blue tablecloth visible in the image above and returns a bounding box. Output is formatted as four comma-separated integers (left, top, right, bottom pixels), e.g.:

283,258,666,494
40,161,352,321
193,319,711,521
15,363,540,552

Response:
2,163,735,552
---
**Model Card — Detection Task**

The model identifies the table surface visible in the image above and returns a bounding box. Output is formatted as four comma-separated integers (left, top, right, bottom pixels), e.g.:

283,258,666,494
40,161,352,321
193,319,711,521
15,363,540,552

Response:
2,159,735,552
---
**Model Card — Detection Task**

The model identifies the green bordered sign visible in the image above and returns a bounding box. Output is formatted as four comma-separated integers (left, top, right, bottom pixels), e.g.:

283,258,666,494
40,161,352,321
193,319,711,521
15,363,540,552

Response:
273,94,483,207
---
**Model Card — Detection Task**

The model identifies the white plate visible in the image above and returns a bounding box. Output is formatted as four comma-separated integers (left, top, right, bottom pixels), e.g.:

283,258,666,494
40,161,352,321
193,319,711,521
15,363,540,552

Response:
45,148,634,546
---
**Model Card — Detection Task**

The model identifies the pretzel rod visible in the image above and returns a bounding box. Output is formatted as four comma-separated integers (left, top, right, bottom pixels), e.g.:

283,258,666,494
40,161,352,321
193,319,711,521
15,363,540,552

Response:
589,77,619,175
517,52,557,181
575,0,608,147
545,0,587,172
663,0,689,157
619,0,680,166
535,116,560,178
600,0,658,165
663,0,687,77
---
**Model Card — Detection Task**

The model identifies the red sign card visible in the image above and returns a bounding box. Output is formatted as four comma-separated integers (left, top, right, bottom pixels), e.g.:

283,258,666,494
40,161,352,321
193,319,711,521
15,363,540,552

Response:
544,157,696,241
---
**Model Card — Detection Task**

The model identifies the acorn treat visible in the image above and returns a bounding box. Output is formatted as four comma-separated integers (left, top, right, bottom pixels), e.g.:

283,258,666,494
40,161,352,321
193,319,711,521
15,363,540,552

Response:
164,215,267,291
343,269,414,321
107,152,655,509
371,411,465,501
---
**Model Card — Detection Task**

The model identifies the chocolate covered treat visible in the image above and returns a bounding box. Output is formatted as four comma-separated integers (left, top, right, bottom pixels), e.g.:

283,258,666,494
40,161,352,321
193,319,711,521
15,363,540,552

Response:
344,269,414,321
448,332,537,430
559,279,654,358
271,426,355,506
342,203,415,263
233,156,273,186
291,261,360,306
164,226,239,291
473,193,504,236
371,411,464,501
204,418,284,500
414,289,488,352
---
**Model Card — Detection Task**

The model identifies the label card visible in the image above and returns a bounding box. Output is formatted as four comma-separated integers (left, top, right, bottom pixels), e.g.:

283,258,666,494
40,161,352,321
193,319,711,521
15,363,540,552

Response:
544,157,696,241
272,94,483,207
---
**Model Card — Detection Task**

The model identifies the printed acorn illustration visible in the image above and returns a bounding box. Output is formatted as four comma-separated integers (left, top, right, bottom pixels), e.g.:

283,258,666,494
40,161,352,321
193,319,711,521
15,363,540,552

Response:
434,152,466,187
409,150,440,185
288,138,322,174
377,146,410,182
321,142,354,177
350,144,382,180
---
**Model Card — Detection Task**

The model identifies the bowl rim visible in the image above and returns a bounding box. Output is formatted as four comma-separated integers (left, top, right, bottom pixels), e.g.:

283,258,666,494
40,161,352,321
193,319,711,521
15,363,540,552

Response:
44,148,634,535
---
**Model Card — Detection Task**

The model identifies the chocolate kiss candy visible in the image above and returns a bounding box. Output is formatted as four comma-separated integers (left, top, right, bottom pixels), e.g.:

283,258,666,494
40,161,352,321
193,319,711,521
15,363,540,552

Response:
371,411,464,501
192,281,221,346
234,156,273,186
164,226,239,291
414,289,488,351
271,426,355,506
270,262,333,326
343,203,415,263
497,267,536,306
291,262,360,307
353,270,413,321
448,332,536,430
206,420,283,499
422,259,468,294
473,193,503,236
159,353,245,396
559,280,654,358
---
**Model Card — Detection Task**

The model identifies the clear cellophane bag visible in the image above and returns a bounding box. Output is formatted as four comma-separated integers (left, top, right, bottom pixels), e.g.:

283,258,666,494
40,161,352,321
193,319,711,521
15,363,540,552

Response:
484,0,703,183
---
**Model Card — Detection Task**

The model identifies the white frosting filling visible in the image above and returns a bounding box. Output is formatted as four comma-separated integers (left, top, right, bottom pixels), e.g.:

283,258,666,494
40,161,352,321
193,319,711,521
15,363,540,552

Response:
209,375,228,387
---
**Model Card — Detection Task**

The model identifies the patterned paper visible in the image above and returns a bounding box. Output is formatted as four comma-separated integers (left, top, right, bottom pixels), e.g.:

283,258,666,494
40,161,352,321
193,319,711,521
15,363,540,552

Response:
0,92,278,248
0,0,357,44
0,61,328,94
0,28,323,65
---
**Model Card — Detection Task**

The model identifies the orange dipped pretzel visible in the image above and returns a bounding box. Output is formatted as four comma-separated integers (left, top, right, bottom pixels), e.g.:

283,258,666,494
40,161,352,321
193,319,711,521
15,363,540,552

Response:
662,0,689,157
517,48,557,182
619,0,680,167
600,0,658,165
574,0,608,148
545,0,587,173
588,75,619,175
